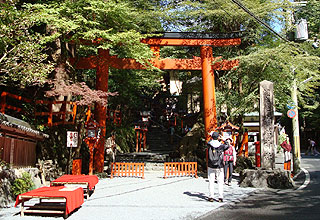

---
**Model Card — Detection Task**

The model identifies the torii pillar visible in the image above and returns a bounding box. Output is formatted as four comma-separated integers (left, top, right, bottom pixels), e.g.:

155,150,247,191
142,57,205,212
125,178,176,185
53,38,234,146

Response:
201,46,217,140
94,48,109,172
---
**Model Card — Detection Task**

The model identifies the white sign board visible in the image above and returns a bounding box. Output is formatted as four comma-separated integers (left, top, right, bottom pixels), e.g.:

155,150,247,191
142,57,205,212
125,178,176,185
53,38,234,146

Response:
67,131,78,148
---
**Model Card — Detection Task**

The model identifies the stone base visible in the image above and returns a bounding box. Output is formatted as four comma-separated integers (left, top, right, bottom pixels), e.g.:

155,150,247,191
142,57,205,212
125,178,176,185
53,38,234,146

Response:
239,168,295,189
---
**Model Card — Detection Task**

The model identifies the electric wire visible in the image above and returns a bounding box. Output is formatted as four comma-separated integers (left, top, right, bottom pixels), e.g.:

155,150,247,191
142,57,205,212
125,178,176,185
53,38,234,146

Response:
230,0,289,42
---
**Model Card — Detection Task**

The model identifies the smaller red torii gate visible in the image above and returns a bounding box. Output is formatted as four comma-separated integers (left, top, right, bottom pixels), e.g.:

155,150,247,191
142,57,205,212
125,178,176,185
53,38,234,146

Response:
70,32,241,172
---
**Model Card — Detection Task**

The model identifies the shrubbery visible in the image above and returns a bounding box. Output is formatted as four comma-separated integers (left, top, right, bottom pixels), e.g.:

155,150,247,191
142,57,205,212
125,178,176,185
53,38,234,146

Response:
11,172,35,196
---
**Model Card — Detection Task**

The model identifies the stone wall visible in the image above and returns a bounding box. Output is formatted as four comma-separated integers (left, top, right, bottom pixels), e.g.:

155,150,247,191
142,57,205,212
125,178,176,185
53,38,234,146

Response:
0,166,16,208
0,160,63,208
0,167,42,208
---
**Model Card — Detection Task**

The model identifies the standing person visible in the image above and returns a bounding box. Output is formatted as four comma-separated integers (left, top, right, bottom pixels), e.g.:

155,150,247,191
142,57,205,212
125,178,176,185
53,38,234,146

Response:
280,135,292,171
207,132,229,203
306,139,319,156
223,138,237,186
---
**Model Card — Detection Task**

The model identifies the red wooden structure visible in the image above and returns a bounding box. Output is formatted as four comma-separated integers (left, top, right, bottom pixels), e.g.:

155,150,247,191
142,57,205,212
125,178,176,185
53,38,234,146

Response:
134,125,148,152
216,121,240,146
110,162,145,179
1,91,77,127
163,161,198,178
70,32,241,172
15,186,84,218
0,91,122,127
107,109,122,126
239,131,249,157
255,141,261,167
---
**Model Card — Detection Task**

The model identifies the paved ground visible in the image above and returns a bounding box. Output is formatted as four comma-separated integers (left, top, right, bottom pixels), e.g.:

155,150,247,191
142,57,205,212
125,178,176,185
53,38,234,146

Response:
198,154,319,220
0,171,258,220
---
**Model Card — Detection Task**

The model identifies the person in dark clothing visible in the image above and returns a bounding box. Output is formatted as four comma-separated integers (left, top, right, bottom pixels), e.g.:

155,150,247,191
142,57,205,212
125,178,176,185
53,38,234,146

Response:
207,132,230,202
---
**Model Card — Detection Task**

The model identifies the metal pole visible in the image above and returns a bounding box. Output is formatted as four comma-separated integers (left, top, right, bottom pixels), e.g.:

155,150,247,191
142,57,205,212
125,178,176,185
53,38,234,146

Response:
292,79,301,174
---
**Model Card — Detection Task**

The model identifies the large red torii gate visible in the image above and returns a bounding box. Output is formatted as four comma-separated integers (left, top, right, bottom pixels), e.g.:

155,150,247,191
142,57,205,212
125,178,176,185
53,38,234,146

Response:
70,32,241,172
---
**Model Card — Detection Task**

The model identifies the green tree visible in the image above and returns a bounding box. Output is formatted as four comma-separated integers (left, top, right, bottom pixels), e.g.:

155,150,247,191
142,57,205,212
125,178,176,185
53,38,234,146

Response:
295,0,320,37
0,0,166,167
158,0,320,126
0,1,53,87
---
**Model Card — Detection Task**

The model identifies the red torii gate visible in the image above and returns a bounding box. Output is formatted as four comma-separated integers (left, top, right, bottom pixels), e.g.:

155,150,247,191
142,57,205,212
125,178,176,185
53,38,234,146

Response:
70,32,241,172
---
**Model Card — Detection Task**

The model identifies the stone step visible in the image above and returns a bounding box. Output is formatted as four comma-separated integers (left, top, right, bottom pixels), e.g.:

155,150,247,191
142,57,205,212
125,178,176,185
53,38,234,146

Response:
145,162,165,171
116,151,170,163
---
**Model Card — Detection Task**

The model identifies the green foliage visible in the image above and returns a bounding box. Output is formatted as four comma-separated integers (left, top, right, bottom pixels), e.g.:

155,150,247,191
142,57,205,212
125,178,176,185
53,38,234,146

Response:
217,42,320,121
295,0,320,37
11,172,35,196
0,2,53,87
108,69,162,115
26,0,160,64
113,126,136,153
160,0,290,41
1,0,320,158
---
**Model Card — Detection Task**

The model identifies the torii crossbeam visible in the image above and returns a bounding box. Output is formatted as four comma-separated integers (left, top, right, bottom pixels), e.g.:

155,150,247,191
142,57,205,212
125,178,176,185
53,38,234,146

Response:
70,32,241,172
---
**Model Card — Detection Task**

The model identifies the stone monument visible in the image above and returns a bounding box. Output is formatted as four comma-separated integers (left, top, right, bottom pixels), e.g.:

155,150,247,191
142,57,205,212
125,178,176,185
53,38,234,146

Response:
239,80,294,189
259,80,275,169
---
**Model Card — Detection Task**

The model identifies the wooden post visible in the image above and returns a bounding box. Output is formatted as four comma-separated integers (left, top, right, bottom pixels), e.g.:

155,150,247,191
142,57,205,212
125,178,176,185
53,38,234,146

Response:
94,48,109,173
143,129,147,151
85,139,95,175
201,46,217,140
21,198,25,217
89,143,94,175
72,158,82,175
0,92,7,113
48,103,53,127
135,129,139,152
139,131,143,152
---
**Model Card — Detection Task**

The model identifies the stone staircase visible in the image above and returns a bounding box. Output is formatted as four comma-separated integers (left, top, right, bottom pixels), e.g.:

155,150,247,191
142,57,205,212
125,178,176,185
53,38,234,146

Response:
115,122,181,171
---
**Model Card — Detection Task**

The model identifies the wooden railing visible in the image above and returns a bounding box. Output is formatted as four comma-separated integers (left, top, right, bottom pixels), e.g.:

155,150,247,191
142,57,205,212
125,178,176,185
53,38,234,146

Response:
110,162,145,179
163,162,198,178
1,92,32,114
34,99,77,127
0,91,121,127
0,91,77,127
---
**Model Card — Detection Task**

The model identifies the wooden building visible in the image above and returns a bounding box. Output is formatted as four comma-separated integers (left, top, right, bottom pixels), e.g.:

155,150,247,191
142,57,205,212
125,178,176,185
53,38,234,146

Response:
0,113,48,167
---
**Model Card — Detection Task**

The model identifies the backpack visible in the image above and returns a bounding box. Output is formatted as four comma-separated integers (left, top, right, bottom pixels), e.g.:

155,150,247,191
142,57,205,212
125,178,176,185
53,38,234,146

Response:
208,146,223,168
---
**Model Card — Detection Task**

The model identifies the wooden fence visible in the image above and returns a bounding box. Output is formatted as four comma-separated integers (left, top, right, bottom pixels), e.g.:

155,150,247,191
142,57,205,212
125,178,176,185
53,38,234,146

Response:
110,162,145,179
163,162,198,178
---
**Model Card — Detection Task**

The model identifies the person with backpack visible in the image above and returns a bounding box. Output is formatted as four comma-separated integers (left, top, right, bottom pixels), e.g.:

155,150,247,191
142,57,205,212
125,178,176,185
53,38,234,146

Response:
207,131,230,203
223,138,237,186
